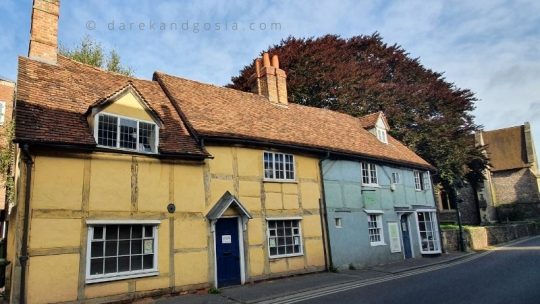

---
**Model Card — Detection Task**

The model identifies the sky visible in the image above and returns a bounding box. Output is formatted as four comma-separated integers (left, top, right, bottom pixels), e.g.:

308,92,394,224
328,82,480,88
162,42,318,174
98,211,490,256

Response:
1,0,540,154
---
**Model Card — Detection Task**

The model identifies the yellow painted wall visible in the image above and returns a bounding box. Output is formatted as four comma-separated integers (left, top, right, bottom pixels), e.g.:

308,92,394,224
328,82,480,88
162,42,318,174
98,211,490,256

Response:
19,151,208,304
102,90,155,122
204,146,326,281
11,144,325,303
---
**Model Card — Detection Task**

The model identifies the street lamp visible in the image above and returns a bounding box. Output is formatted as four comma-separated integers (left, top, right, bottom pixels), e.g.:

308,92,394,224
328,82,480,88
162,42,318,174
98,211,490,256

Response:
453,179,466,252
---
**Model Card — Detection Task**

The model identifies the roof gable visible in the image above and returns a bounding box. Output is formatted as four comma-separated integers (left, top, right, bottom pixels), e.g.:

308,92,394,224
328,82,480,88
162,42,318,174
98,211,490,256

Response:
88,83,163,126
483,125,528,171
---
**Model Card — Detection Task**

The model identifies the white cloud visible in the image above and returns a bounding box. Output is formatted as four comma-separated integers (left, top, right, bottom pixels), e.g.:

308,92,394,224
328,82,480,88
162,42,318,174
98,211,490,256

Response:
3,0,540,153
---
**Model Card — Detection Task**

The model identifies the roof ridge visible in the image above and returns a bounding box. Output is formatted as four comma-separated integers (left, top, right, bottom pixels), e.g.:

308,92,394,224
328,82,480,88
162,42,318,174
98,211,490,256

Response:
56,55,151,81
483,125,524,134
154,71,371,125
154,71,268,101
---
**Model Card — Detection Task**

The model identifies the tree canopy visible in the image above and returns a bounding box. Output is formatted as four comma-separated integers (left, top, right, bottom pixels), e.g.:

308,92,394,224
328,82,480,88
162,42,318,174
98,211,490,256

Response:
228,34,487,190
60,35,133,76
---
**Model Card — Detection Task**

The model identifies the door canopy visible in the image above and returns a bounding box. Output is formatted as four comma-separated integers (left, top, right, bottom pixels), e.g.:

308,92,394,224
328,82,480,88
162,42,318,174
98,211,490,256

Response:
206,191,253,221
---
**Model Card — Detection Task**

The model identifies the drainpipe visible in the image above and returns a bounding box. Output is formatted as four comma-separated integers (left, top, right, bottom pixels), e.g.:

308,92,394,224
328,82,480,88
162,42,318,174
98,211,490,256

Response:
19,144,33,304
318,152,333,271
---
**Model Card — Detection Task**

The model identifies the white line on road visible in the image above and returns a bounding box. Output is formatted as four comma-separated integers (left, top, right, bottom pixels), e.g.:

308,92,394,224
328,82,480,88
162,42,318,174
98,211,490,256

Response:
258,236,540,304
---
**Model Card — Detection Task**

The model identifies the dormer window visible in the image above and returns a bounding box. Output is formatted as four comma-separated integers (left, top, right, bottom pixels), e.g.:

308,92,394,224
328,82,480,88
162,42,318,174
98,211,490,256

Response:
376,127,388,144
96,113,158,153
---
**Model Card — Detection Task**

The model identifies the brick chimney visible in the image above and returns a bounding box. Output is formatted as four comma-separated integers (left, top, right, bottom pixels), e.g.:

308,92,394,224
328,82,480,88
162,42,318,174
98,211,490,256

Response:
28,0,60,64
251,53,288,105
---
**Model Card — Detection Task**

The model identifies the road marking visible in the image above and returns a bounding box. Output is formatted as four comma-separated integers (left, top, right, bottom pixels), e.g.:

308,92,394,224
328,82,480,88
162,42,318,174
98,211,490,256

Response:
258,236,540,304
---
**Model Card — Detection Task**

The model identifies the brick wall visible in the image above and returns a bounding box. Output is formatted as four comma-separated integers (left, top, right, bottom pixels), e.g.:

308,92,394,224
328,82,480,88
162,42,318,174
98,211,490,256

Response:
442,222,540,252
437,184,480,225
28,0,60,63
0,80,14,211
492,168,540,205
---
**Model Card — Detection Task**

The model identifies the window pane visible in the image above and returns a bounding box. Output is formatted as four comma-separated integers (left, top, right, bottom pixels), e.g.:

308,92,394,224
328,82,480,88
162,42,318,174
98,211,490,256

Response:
264,152,274,179
119,118,137,149
143,255,154,269
105,241,118,256
105,257,117,274
132,226,143,238
98,114,118,147
93,227,103,240
144,226,153,238
91,242,104,258
118,256,130,272
131,240,142,254
119,226,131,239
106,226,118,240
131,255,142,270
138,122,156,153
90,258,104,275
118,240,130,255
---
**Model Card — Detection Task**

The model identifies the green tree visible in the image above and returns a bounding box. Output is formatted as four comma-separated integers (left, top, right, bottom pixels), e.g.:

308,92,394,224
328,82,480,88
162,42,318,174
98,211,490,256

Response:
228,34,488,193
60,35,133,76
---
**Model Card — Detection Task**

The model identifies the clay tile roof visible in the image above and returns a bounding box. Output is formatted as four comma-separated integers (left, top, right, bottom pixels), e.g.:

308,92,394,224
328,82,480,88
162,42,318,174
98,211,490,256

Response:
483,125,528,171
358,111,382,129
154,72,433,169
15,56,207,157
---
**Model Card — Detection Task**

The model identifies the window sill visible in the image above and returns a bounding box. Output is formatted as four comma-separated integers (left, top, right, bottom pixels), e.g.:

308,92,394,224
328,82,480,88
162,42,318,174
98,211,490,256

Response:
420,250,442,255
86,270,159,284
362,184,380,188
263,179,298,184
370,242,387,247
269,253,304,260
96,145,158,155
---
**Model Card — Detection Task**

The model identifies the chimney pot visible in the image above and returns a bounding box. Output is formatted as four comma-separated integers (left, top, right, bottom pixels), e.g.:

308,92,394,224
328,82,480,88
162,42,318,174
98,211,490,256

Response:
262,53,271,67
250,53,288,105
271,55,279,69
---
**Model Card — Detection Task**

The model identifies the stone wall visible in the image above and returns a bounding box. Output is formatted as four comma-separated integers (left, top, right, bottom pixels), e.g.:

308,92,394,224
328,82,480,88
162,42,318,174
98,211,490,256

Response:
492,168,540,205
441,222,540,252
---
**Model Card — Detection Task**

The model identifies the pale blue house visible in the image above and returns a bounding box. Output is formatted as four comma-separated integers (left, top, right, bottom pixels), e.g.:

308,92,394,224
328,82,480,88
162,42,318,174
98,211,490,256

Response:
322,112,441,269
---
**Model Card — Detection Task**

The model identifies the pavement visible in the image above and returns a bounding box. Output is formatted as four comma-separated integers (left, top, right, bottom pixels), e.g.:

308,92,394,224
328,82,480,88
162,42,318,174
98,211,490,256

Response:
152,251,472,304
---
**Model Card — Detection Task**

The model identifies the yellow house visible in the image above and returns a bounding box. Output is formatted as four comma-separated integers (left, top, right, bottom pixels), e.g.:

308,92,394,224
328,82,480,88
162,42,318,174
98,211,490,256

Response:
6,1,327,303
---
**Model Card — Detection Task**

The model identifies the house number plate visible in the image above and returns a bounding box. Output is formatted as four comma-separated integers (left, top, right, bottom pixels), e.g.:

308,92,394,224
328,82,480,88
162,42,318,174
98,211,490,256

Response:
222,235,232,244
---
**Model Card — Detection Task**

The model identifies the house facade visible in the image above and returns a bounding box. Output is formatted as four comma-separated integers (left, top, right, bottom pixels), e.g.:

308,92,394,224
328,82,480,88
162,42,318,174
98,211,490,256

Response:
0,76,15,237
5,1,437,303
323,113,439,269
438,123,540,224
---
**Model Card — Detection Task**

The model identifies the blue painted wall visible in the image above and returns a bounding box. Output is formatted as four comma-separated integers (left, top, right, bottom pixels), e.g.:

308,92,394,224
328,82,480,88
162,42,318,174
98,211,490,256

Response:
322,160,436,269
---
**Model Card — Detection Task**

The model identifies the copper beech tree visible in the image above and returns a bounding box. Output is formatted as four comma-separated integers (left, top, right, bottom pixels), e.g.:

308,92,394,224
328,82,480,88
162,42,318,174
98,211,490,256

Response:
229,34,488,194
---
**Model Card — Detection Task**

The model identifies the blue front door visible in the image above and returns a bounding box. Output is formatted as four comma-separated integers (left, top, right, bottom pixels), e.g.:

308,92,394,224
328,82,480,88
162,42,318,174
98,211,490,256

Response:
216,218,241,287
401,215,413,259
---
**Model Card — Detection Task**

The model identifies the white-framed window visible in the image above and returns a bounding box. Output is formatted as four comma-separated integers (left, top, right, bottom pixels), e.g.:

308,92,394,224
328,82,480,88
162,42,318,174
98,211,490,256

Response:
416,211,441,254
263,151,295,181
367,213,385,246
335,218,342,228
267,218,303,258
423,171,431,190
86,221,159,283
376,127,388,144
361,162,378,186
414,171,431,191
0,101,5,125
391,172,400,184
95,112,158,153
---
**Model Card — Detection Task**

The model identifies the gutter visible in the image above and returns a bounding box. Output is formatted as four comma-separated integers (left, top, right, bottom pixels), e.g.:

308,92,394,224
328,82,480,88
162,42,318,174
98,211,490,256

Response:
204,135,436,172
11,141,211,161
318,152,333,271
19,144,33,304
